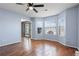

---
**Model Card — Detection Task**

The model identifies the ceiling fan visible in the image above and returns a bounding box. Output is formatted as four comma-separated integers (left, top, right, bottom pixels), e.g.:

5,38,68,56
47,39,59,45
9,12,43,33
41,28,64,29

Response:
16,3,44,13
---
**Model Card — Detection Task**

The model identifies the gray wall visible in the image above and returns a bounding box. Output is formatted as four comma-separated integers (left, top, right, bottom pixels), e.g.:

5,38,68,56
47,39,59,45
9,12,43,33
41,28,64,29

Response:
0,9,25,46
57,5,78,48
65,6,78,48
78,5,79,49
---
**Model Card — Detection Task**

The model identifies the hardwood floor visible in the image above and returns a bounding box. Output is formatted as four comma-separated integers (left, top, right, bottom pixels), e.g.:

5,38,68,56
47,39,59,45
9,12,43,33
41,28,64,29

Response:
0,38,78,56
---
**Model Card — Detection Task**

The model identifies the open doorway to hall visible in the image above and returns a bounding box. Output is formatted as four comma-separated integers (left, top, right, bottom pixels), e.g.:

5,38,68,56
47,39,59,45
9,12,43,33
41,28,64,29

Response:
21,19,32,52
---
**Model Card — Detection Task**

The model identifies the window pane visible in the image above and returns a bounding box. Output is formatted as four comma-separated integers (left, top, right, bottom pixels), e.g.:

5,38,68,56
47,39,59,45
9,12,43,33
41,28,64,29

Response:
45,20,56,35
58,19,65,37
35,20,43,34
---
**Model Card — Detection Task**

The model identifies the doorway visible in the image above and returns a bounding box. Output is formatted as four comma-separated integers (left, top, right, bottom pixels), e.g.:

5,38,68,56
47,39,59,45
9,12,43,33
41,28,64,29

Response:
21,21,32,51
21,21,31,38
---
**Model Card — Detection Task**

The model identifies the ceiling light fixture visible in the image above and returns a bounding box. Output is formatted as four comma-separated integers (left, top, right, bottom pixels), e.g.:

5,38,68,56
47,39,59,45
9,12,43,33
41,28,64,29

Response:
29,7,33,10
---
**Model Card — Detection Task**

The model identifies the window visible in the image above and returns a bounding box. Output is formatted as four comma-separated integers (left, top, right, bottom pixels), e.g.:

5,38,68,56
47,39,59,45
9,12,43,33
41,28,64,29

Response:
45,20,57,35
35,20,43,34
35,19,57,35
58,19,65,37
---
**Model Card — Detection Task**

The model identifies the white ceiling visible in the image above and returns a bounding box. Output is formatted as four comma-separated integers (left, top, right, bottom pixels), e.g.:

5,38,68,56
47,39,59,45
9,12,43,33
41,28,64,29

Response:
0,3,78,17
